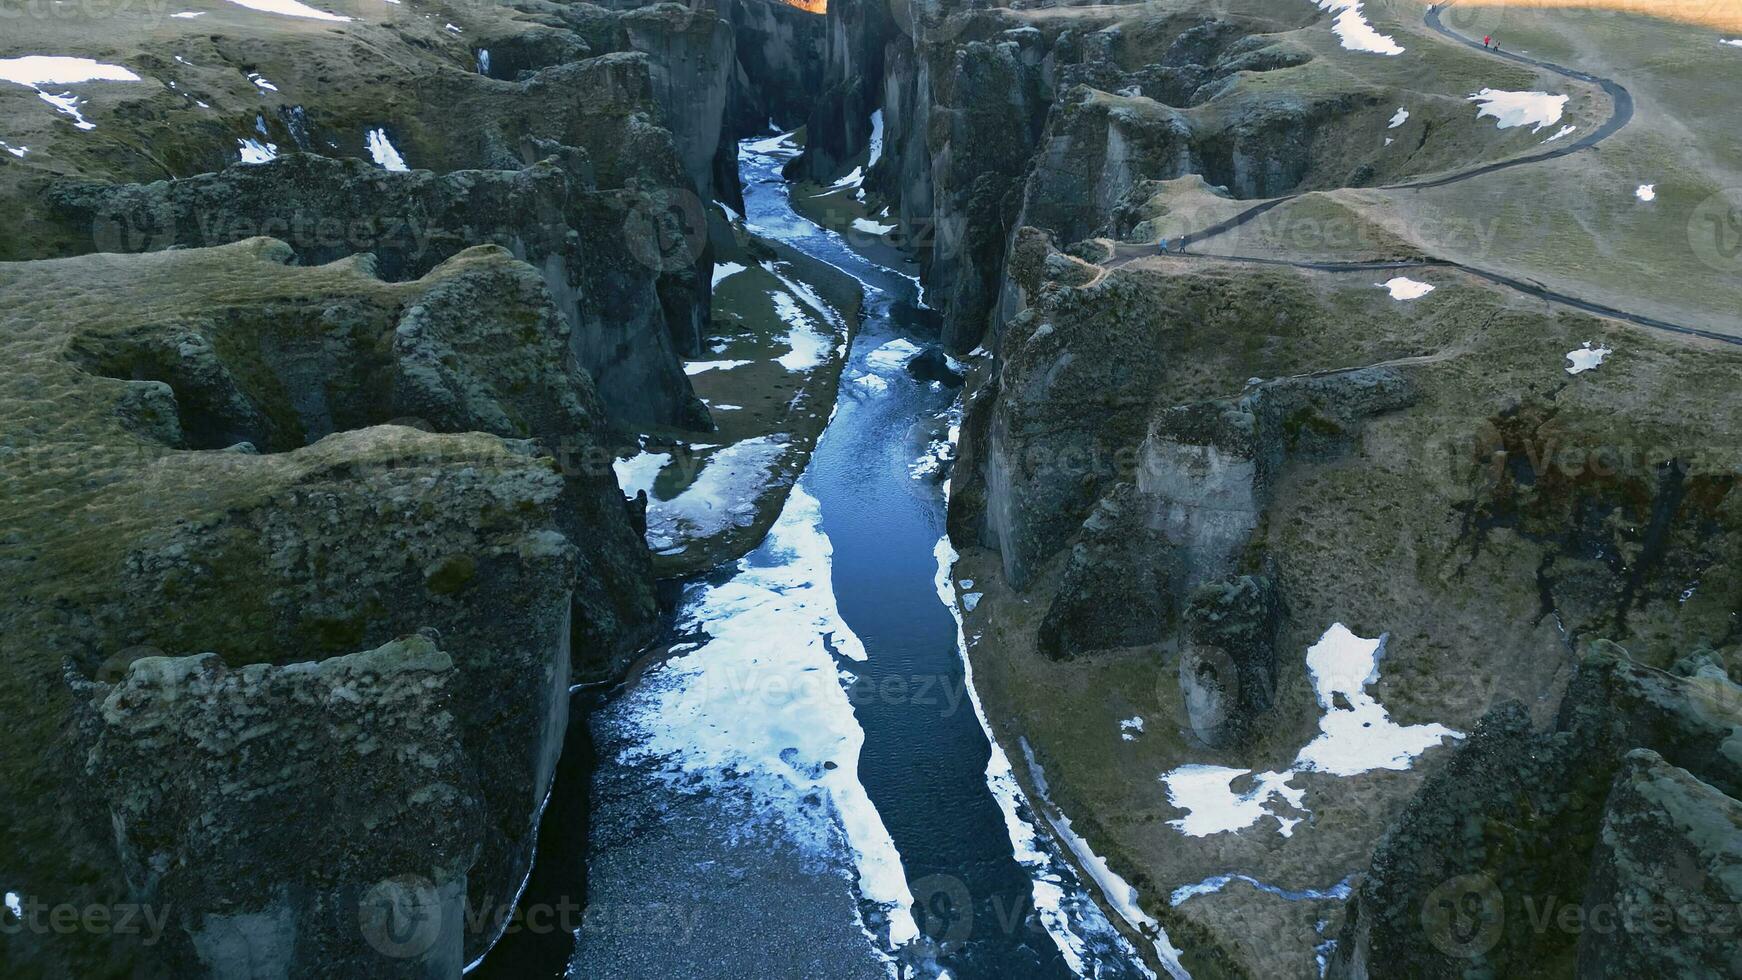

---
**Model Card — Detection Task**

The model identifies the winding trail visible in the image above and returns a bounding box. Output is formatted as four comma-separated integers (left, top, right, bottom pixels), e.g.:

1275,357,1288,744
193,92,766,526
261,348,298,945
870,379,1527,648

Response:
1105,1,1738,347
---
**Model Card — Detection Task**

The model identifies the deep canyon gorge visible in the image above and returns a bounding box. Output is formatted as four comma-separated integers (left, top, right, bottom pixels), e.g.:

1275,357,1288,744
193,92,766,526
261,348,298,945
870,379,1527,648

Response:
1,0,1740,978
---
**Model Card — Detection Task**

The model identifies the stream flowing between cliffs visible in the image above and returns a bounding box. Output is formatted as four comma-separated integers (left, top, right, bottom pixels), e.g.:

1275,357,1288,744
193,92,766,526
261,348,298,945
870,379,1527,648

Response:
549,138,1159,979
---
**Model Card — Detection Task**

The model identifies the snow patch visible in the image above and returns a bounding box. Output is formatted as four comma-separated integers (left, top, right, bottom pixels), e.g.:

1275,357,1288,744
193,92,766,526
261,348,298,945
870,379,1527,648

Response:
1022,739,1191,979
851,217,898,236
683,359,752,376
1565,341,1612,375
1161,624,1462,838
644,436,786,549
1387,107,1408,128
612,451,670,499
711,261,747,287
365,128,408,171
1313,0,1403,56
771,291,832,373
1541,124,1576,143
0,57,141,131
932,537,1157,978
866,108,884,168
1634,183,1656,202
621,484,918,951
223,0,350,21
1170,874,1353,906
1380,276,1434,300
1468,89,1567,133
237,137,278,164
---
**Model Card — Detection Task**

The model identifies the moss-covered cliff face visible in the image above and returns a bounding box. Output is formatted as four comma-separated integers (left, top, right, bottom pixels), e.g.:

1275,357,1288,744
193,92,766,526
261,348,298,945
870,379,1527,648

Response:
0,0,779,429
806,0,1598,351
940,232,1741,975
1330,646,1742,979
0,240,656,976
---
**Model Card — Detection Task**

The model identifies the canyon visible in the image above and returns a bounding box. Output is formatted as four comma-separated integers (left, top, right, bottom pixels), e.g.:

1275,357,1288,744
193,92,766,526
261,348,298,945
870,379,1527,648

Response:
1,0,1739,978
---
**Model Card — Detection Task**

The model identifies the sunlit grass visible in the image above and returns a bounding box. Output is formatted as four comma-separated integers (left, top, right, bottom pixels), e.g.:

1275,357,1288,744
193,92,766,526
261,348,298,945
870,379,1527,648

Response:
1444,0,1742,32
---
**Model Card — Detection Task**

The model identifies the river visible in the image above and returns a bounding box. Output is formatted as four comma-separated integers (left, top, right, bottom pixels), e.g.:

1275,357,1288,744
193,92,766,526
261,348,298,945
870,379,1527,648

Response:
492,134,1158,980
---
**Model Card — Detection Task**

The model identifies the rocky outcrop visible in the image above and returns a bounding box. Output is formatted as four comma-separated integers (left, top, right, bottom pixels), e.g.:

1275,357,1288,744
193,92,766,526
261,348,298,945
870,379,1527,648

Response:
719,0,828,134
1179,573,1281,747
1036,483,1178,658
0,240,656,976
79,638,483,978
49,154,708,430
1329,644,1742,978
1576,750,1742,978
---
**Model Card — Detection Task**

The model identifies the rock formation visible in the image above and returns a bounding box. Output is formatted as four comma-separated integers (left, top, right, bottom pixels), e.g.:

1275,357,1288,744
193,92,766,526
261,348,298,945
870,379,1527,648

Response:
0,240,654,976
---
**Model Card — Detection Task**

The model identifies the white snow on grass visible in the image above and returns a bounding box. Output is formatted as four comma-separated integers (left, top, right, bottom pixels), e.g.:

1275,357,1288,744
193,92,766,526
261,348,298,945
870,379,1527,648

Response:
0,57,140,87
0,57,142,131
1388,107,1409,128
1722,39,1742,48
1565,341,1613,375
621,484,918,952
851,217,898,236
223,0,350,21
1541,124,1576,143
612,450,670,499
1161,623,1462,839
1119,716,1144,741
1313,0,1403,56
827,166,864,190
1635,183,1656,202
1163,765,1305,837
247,72,278,92
1380,276,1434,300
683,359,752,376
1293,625,1462,777
0,142,26,158
4,892,20,919
1467,89,1567,133
864,337,920,372
771,291,832,373
444,22,461,33
237,137,278,164
172,10,206,17
366,127,408,171
1022,738,1191,979
762,261,845,328
711,261,747,287
644,436,786,549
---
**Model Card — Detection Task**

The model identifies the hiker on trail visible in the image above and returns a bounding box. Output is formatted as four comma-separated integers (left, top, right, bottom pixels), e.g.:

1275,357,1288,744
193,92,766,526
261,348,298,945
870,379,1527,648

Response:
1158,238,1170,255
1483,35,1491,48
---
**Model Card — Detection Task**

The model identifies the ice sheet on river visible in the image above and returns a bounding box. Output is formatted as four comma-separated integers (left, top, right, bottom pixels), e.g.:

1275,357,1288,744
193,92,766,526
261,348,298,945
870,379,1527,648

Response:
605,485,918,956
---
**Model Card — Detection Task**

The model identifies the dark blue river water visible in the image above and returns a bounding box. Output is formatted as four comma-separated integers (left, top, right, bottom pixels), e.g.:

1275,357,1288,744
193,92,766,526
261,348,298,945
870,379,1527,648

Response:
489,136,1155,980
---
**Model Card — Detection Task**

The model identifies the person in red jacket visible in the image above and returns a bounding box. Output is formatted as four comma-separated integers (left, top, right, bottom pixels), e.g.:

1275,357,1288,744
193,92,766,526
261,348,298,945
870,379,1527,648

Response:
1483,35,1492,48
